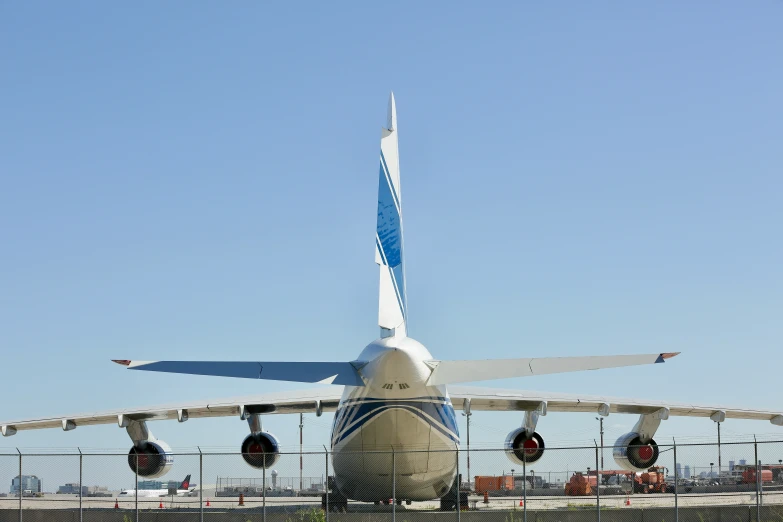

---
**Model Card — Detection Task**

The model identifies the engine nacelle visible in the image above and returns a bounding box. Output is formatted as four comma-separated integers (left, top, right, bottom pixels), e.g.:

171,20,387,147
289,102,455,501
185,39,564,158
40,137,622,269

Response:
241,432,281,469
505,428,545,465
613,432,660,472
128,440,174,478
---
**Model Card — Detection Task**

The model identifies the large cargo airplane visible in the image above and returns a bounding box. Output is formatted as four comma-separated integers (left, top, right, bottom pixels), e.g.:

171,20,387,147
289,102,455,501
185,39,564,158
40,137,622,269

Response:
2,94,781,502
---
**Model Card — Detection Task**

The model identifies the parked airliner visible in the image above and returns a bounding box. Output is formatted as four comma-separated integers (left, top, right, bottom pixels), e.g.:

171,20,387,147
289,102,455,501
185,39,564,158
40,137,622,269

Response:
118,475,194,498
2,94,781,504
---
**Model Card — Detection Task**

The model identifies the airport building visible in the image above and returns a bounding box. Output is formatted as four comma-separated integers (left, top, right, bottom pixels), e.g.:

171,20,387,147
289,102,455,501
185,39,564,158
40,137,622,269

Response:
57,483,81,495
11,475,42,495
138,479,185,490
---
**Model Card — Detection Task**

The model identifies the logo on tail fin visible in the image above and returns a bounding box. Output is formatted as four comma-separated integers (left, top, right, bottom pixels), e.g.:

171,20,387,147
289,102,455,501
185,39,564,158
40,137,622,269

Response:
180,475,191,489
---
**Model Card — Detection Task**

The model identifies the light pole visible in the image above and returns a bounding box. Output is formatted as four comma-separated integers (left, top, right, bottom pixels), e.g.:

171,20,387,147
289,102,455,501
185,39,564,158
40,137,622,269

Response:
595,417,604,470
710,463,714,479
299,413,304,492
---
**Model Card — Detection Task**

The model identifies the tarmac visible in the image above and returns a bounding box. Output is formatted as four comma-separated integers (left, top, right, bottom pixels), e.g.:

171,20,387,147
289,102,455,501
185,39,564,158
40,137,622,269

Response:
1,490,781,511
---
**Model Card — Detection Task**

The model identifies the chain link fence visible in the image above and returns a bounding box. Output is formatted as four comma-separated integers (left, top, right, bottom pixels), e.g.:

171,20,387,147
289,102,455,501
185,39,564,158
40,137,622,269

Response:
1,440,783,521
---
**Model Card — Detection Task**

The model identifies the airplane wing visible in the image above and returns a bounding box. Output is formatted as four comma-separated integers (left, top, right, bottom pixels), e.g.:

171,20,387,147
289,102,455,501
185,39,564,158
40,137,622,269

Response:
426,353,679,385
448,385,783,424
0,387,343,435
112,360,365,386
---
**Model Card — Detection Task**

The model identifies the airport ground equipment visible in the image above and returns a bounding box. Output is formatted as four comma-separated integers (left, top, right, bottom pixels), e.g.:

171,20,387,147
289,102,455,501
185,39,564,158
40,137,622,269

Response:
633,466,668,494
565,473,597,496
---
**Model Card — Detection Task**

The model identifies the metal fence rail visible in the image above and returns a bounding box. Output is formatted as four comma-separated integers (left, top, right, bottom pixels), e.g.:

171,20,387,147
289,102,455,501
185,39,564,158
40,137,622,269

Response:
1,440,782,522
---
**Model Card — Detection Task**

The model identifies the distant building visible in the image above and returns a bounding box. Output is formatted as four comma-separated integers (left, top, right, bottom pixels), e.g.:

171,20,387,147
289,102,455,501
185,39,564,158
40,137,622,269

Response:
84,486,110,497
138,480,164,490
729,461,735,471
11,475,42,495
675,463,682,477
58,483,82,495
739,459,747,466
684,466,691,478
138,479,182,490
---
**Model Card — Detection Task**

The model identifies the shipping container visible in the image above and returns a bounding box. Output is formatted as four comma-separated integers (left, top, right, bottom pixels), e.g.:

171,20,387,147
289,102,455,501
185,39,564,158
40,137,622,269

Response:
474,476,514,494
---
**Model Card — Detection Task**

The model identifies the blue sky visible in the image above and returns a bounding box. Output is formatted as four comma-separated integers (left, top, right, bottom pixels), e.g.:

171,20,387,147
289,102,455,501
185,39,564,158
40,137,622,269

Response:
1,1,782,485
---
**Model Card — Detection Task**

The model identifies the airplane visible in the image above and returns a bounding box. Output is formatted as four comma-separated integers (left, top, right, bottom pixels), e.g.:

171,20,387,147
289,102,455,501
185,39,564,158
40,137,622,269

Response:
118,474,194,498
2,93,782,503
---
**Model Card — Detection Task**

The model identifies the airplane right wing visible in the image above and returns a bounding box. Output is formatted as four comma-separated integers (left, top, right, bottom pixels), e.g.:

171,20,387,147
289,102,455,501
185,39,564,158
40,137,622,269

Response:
0,387,343,435
448,385,783,424
426,353,679,385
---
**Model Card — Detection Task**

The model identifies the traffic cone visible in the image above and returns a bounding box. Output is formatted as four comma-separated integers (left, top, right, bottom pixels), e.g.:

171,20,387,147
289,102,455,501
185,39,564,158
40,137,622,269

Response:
239,493,245,506
206,498,211,507
159,500,164,509
483,491,489,504
625,495,631,506
114,499,119,509
519,499,524,507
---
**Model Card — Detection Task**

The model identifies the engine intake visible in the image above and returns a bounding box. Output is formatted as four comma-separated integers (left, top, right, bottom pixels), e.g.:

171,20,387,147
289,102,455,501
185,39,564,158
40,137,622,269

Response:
128,440,173,478
241,432,281,469
505,428,545,465
613,432,659,471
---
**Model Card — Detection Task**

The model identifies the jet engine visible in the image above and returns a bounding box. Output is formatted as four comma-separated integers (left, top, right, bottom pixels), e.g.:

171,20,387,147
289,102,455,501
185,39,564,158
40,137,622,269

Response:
505,428,545,464
241,431,281,469
128,440,174,478
612,432,659,471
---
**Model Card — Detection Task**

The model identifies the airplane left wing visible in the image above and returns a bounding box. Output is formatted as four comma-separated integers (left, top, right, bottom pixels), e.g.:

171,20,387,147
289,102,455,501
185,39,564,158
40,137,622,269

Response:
112,360,365,386
449,385,783,424
0,387,343,435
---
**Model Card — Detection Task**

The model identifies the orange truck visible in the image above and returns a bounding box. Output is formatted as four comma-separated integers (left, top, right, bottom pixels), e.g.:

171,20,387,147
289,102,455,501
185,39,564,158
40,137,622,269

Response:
474,476,514,494
634,466,667,493
565,473,597,496
742,469,773,484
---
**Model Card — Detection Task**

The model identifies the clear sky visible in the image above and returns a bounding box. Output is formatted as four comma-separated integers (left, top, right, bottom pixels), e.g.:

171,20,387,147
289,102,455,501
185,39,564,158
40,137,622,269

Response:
1,1,782,488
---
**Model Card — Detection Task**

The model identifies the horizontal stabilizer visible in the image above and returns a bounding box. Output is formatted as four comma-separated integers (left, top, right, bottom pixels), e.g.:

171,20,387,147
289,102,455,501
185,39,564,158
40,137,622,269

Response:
113,360,365,387
426,353,678,385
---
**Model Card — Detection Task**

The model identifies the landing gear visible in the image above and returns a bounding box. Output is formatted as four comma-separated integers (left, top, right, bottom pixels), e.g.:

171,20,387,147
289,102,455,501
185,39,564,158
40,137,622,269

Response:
321,494,347,512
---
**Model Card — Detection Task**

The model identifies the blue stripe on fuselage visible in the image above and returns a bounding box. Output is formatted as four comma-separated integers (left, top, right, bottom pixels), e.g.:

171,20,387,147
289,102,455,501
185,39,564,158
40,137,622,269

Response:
331,398,459,446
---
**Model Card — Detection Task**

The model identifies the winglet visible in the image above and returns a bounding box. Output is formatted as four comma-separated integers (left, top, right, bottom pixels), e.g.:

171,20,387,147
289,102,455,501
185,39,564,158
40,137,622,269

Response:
386,92,396,131
655,352,680,363
112,360,131,366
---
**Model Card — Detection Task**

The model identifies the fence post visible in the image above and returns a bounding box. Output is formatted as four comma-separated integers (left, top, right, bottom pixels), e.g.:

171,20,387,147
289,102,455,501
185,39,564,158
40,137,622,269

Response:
17,448,22,522
78,448,83,522
392,448,397,522
263,458,267,522
199,447,203,522
754,439,760,522
135,452,139,522
595,442,601,522
324,447,329,522
522,452,527,522
673,439,678,522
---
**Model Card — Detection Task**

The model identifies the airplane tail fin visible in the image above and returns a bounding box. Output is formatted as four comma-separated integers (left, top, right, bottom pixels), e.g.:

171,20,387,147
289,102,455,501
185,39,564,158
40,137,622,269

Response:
180,475,191,489
376,92,407,337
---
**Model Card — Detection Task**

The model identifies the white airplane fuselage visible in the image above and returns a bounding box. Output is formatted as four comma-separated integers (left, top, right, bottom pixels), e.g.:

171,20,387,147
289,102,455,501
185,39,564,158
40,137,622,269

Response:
118,488,191,498
330,336,459,501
